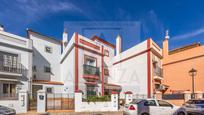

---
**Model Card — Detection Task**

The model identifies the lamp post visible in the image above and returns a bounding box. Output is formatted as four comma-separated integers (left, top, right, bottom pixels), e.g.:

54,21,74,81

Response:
189,68,197,99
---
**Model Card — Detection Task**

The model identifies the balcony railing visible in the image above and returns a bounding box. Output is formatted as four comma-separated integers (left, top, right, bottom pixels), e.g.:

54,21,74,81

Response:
0,93,18,100
154,67,163,78
0,62,24,74
83,64,100,76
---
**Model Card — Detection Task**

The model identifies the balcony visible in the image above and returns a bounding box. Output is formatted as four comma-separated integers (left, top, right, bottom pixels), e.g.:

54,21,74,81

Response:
0,62,24,76
83,64,100,81
153,67,163,79
0,93,18,100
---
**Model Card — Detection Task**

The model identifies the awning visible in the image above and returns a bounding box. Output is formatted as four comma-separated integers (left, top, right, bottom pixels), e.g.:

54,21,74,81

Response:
104,83,122,90
32,80,64,85
0,78,19,82
0,78,21,84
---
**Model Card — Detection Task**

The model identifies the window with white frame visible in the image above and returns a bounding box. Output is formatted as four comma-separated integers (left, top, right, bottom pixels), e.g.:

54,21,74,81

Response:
0,51,18,68
84,55,97,67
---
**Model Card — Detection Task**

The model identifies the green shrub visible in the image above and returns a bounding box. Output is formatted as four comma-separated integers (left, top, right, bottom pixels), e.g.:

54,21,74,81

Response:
85,95,111,102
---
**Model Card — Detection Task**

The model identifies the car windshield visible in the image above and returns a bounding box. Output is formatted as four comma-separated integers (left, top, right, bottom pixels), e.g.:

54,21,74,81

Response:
130,99,144,104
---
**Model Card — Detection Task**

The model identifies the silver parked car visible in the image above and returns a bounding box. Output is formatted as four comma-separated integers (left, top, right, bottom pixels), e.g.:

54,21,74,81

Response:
182,99,204,115
124,99,187,115
0,105,16,115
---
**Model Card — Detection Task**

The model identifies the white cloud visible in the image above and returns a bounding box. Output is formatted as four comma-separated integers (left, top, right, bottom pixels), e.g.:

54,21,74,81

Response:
0,0,82,23
172,27,204,40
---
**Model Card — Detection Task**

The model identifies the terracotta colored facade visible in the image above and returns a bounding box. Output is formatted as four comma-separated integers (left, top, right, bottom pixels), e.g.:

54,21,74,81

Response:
162,37,204,94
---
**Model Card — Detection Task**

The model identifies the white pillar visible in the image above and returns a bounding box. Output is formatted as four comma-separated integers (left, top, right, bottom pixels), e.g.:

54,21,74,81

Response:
125,93,133,104
116,35,122,55
184,91,191,102
37,90,46,113
111,93,118,111
74,92,82,112
18,90,28,113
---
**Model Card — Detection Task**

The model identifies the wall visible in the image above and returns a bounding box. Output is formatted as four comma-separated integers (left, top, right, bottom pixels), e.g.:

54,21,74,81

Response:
0,30,33,93
163,45,204,93
75,93,118,112
0,90,28,113
32,83,63,93
112,40,148,98
60,33,76,93
29,32,61,83
78,34,102,95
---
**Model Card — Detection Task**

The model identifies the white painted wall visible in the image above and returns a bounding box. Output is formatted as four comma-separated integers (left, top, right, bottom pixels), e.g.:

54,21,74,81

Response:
75,93,118,112
111,40,148,98
0,31,32,93
0,90,28,113
32,83,63,93
60,33,76,93
29,32,61,83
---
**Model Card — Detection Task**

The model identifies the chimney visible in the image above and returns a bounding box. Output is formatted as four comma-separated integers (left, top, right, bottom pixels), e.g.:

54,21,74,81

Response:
163,30,170,58
116,34,122,55
62,28,68,50
0,25,4,31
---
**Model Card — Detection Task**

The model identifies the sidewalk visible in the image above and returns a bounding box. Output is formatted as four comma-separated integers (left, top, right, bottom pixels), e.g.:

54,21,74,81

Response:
18,110,124,115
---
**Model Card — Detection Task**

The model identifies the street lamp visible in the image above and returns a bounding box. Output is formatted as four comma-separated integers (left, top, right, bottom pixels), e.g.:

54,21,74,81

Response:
189,68,197,99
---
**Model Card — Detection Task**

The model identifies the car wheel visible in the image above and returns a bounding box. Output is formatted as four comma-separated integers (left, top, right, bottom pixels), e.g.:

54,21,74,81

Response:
142,113,149,115
177,112,185,115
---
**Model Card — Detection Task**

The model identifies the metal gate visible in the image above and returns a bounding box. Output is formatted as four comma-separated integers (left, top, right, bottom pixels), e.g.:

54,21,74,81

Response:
28,93,37,110
29,85,42,111
46,93,75,110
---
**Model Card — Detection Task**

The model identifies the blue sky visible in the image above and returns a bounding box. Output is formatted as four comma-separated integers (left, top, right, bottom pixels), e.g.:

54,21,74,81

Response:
1,0,204,50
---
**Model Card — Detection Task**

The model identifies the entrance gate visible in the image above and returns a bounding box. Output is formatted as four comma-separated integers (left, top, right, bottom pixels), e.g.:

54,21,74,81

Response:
29,85,42,111
46,93,75,110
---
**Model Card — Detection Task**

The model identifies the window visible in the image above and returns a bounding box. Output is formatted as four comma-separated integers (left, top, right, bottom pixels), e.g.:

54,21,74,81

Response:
86,85,96,96
46,87,53,93
45,46,52,53
44,66,51,73
33,74,36,79
0,51,18,68
33,65,37,72
3,83,16,94
3,84,9,94
144,100,157,106
84,55,97,67
158,100,172,107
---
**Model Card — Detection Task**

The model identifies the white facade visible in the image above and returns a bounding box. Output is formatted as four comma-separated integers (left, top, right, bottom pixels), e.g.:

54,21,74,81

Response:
30,30,163,98
0,27,164,113
112,40,148,98
27,30,63,94
0,29,32,96
0,27,163,99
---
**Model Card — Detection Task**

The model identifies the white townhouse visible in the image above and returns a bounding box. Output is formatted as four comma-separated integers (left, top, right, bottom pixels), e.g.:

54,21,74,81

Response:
0,25,33,99
0,25,164,100
27,29,63,95
60,31,164,98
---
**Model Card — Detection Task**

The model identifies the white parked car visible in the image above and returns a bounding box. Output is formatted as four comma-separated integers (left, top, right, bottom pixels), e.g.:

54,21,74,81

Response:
124,99,187,115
